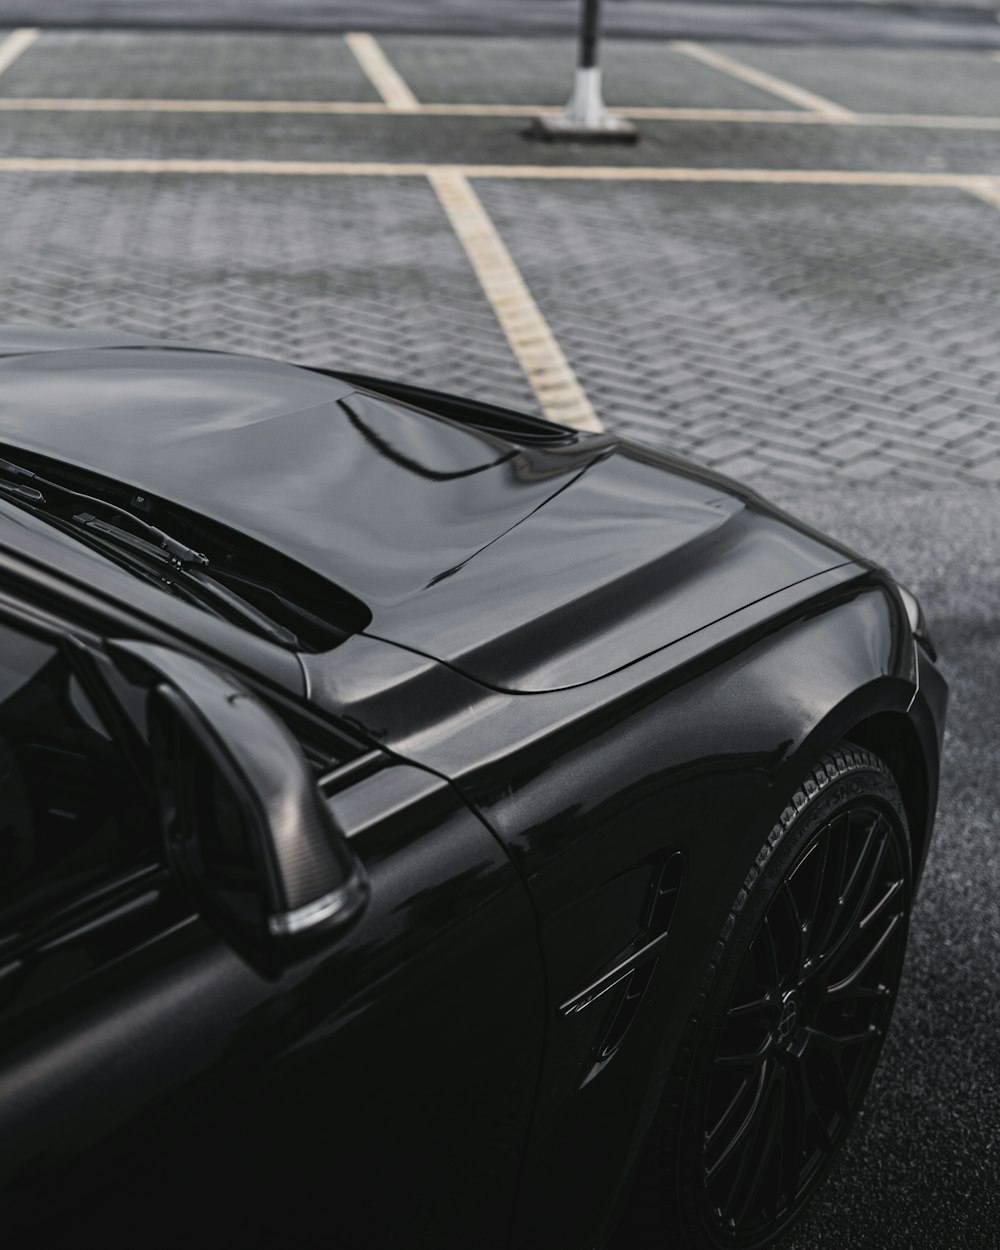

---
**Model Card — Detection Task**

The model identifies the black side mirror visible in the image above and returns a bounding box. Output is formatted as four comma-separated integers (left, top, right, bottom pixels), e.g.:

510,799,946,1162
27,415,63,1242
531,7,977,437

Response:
109,641,368,971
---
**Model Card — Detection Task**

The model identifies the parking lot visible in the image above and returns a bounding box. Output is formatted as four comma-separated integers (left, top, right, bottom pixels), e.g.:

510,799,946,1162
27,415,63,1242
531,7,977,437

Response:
0,23,998,1247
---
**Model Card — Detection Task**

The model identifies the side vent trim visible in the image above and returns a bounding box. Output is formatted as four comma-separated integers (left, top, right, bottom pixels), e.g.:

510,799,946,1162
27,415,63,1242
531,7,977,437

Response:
559,851,685,1018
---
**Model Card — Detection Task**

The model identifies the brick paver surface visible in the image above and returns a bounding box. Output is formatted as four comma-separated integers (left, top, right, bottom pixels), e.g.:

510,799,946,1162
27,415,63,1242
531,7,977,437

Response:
378,35,792,108
718,42,1000,114
2,28,1000,497
0,29,381,100
0,170,536,409
475,179,1000,485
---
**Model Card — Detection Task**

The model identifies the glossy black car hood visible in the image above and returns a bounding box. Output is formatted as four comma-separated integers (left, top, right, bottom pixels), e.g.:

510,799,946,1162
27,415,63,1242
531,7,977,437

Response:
0,332,851,692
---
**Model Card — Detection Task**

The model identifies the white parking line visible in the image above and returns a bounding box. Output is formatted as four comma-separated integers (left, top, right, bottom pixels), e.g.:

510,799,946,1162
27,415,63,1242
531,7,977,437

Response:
429,170,603,433
344,32,419,112
0,28,38,79
672,42,855,119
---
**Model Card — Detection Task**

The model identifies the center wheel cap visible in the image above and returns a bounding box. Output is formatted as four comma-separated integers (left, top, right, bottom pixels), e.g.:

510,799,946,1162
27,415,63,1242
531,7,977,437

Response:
777,990,800,1044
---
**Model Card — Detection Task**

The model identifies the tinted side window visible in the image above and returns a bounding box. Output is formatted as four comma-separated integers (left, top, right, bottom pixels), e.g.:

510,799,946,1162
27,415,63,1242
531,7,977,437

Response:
0,624,152,928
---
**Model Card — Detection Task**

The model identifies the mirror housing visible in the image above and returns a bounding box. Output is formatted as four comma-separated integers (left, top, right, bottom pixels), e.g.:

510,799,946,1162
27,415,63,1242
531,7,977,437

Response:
110,641,368,970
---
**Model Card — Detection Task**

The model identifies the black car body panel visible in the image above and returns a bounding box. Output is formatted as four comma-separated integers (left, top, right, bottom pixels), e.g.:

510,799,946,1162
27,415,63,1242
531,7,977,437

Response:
304,573,945,1248
0,331,852,691
0,330,947,1249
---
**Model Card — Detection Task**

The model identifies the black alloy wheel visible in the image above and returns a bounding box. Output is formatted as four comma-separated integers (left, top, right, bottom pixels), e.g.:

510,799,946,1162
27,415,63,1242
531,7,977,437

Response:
621,744,914,1250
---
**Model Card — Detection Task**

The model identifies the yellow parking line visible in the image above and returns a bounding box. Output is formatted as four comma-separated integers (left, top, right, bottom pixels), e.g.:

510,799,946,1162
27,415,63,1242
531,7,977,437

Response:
964,181,1000,210
622,108,1000,130
0,27,38,78
827,112,1000,131
0,158,995,190
672,41,855,119
344,32,419,112
2,96,1000,132
0,97,398,114
429,170,603,433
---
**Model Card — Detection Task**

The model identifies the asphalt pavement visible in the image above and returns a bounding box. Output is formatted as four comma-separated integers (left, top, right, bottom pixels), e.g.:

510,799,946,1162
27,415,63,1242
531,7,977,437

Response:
764,482,1000,1250
0,20,997,1249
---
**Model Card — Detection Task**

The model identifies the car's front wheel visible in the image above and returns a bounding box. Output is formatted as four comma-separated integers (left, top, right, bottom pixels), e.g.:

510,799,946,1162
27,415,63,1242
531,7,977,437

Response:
623,743,913,1250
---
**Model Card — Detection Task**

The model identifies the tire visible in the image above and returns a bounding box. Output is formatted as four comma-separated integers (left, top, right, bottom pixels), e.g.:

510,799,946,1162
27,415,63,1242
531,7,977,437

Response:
621,743,913,1250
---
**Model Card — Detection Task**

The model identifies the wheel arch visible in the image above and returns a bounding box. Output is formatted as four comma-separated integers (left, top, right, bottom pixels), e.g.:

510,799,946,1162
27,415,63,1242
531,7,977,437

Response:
842,708,930,877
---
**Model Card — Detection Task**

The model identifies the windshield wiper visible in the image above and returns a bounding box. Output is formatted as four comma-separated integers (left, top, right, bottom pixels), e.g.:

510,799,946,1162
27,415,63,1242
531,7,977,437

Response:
0,454,300,648
73,514,300,647
0,455,208,567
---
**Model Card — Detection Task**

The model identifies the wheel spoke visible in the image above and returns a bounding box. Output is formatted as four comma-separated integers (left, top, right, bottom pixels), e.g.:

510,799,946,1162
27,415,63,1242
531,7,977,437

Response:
841,814,886,904
786,1048,835,1169
809,816,851,958
781,1059,812,1198
765,1066,794,1222
805,1023,882,1053
787,840,825,970
823,981,891,1006
705,1072,756,1152
816,816,892,968
821,1047,852,1119
760,911,783,988
717,1118,759,1223
859,878,904,931
715,1032,773,1069
716,1062,781,1222
726,991,774,1023
826,911,903,996
706,1060,771,1182
730,1072,786,1227
780,877,809,982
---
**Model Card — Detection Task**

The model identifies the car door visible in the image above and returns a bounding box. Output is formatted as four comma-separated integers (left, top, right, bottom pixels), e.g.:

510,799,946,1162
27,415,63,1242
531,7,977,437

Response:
0,584,546,1249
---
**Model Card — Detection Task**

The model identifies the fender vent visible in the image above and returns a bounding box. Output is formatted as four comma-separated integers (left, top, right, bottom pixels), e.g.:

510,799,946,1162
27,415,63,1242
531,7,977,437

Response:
565,851,687,1087
648,850,684,936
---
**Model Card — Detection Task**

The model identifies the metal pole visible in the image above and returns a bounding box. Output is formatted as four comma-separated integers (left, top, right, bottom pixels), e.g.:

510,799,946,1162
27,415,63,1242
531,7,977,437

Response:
579,0,601,69
528,0,636,143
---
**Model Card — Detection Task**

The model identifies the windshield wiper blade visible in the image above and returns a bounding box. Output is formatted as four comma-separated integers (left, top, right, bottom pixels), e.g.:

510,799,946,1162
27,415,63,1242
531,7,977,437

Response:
0,479,45,505
70,513,300,648
0,454,301,648
0,455,208,567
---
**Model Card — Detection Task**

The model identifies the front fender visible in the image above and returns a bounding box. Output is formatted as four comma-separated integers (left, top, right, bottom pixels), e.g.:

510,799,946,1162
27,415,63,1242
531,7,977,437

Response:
492,575,942,1250
306,570,945,1250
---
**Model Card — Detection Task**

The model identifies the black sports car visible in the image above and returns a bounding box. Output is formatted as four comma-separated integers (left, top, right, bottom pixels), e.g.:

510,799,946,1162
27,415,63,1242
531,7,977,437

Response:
0,328,946,1250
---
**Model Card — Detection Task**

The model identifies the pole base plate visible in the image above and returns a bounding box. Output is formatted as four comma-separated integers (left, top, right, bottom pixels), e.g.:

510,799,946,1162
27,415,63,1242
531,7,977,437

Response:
526,113,638,144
